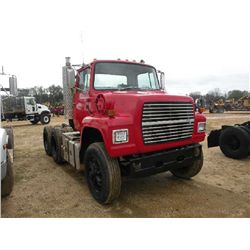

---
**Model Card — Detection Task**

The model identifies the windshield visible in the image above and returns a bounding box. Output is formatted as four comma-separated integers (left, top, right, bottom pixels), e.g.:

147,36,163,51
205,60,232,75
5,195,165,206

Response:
94,62,160,90
26,97,36,105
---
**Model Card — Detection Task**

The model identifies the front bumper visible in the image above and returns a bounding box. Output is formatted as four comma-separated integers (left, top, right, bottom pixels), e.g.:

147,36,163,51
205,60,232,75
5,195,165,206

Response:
126,143,202,177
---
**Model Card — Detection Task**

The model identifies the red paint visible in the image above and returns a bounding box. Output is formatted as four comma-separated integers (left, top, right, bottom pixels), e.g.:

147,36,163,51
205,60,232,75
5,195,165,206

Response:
73,60,206,157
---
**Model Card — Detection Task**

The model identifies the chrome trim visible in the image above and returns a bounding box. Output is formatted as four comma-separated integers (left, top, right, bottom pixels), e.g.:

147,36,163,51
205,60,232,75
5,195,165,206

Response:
142,102,194,144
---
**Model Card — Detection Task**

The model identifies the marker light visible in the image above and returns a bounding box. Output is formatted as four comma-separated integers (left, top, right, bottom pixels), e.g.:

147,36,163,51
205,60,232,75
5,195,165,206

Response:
112,129,129,144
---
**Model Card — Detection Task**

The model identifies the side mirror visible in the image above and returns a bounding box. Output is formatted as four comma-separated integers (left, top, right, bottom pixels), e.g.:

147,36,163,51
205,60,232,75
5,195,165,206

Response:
157,70,165,90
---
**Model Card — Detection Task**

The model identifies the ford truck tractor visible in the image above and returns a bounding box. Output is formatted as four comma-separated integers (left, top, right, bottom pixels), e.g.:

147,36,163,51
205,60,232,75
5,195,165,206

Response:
43,57,206,204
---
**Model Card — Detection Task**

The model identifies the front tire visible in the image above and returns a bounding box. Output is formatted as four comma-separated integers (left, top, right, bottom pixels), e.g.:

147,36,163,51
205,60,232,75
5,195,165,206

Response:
85,142,121,204
40,113,51,125
1,152,14,197
171,150,203,179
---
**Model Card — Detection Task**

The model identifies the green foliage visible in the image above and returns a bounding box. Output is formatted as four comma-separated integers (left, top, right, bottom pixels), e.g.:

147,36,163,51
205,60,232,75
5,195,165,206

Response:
190,89,248,102
18,85,63,105
227,90,248,100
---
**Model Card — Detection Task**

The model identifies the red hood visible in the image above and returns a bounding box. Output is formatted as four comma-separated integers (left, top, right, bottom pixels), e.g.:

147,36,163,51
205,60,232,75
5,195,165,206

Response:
100,90,194,115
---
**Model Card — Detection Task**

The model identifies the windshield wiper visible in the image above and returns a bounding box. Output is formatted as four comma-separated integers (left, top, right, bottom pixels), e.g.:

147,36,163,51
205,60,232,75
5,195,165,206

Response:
118,86,142,91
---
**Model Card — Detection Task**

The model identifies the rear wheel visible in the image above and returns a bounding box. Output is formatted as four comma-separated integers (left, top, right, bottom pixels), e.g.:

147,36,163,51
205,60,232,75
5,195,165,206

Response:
43,126,53,156
40,113,51,125
30,119,39,125
219,126,250,159
51,127,64,164
171,150,203,179
85,142,121,204
1,152,14,197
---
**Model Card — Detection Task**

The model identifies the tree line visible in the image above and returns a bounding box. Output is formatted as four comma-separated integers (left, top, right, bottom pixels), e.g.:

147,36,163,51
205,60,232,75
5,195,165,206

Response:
18,85,64,106
189,89,249,102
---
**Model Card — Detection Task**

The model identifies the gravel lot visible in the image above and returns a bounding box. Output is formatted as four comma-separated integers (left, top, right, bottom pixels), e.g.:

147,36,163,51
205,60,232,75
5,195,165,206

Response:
1,112,250,217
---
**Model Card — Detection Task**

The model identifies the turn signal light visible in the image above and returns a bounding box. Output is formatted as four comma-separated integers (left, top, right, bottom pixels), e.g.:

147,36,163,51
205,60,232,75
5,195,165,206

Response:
198,107,206,113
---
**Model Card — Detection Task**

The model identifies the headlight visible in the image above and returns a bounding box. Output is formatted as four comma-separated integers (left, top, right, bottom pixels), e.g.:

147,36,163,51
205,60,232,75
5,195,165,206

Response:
112,129,129,144
198,122,206,133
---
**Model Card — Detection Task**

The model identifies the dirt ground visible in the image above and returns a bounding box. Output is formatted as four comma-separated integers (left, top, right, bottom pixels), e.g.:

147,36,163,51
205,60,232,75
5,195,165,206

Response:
1,112,250,218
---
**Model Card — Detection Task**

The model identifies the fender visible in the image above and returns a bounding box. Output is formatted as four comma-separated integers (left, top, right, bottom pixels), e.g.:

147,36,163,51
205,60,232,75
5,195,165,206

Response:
80,115,137,157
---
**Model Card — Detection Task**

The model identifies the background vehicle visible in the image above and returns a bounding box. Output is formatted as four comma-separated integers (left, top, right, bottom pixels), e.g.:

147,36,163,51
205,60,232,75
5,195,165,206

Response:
208,99,225,113
1,126,14,196
1,96,51,124
224,93,250,111
208,121,250,159
43,57,206,204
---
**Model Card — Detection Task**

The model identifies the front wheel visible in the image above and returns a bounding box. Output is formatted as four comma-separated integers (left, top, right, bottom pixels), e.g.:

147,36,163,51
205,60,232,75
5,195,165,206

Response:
40,113,51,125
85,142,121,204
171,150,203,179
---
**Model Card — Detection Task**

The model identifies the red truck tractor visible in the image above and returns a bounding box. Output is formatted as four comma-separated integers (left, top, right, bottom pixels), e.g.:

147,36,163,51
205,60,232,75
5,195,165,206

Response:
43,57,206,204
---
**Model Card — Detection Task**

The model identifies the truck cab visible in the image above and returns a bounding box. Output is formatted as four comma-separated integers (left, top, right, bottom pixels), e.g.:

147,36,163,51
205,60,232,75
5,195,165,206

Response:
23,97,51,124
43,58,206,204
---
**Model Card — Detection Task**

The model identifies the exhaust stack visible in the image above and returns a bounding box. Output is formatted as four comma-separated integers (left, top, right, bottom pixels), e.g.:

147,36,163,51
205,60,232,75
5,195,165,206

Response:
62,57,75,120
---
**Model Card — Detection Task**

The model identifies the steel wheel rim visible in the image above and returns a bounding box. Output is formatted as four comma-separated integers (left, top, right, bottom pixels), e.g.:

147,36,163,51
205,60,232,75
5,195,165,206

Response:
87,157,103,193
43,116,49,123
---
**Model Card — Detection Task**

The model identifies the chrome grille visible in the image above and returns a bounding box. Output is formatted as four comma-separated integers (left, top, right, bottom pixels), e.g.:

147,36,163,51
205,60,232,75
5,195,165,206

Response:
142,102,194,144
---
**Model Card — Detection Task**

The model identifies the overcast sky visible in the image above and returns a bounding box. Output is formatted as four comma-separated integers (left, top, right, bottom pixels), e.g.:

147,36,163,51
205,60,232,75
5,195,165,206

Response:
0,0,249,95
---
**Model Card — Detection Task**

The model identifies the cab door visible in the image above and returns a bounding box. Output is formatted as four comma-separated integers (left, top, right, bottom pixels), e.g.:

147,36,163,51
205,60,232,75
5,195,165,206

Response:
73,68,91,131
25,97,37,115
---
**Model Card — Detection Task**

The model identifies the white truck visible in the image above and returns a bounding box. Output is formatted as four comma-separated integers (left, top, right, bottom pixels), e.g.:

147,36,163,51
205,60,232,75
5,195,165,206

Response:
1,127,14,196
1,96,51,124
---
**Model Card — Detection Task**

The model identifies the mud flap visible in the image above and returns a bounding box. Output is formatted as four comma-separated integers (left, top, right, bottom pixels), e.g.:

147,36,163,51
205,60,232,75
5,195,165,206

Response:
207,129,221,147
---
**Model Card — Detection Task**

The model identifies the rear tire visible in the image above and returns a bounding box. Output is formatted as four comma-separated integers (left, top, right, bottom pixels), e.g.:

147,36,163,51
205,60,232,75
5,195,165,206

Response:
51,127,64,164
219,126,250,159
30,120,39,125
40,113,51,125
85,142,121,204
171,150,203,179
1,152,14,197
43,126,53,156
